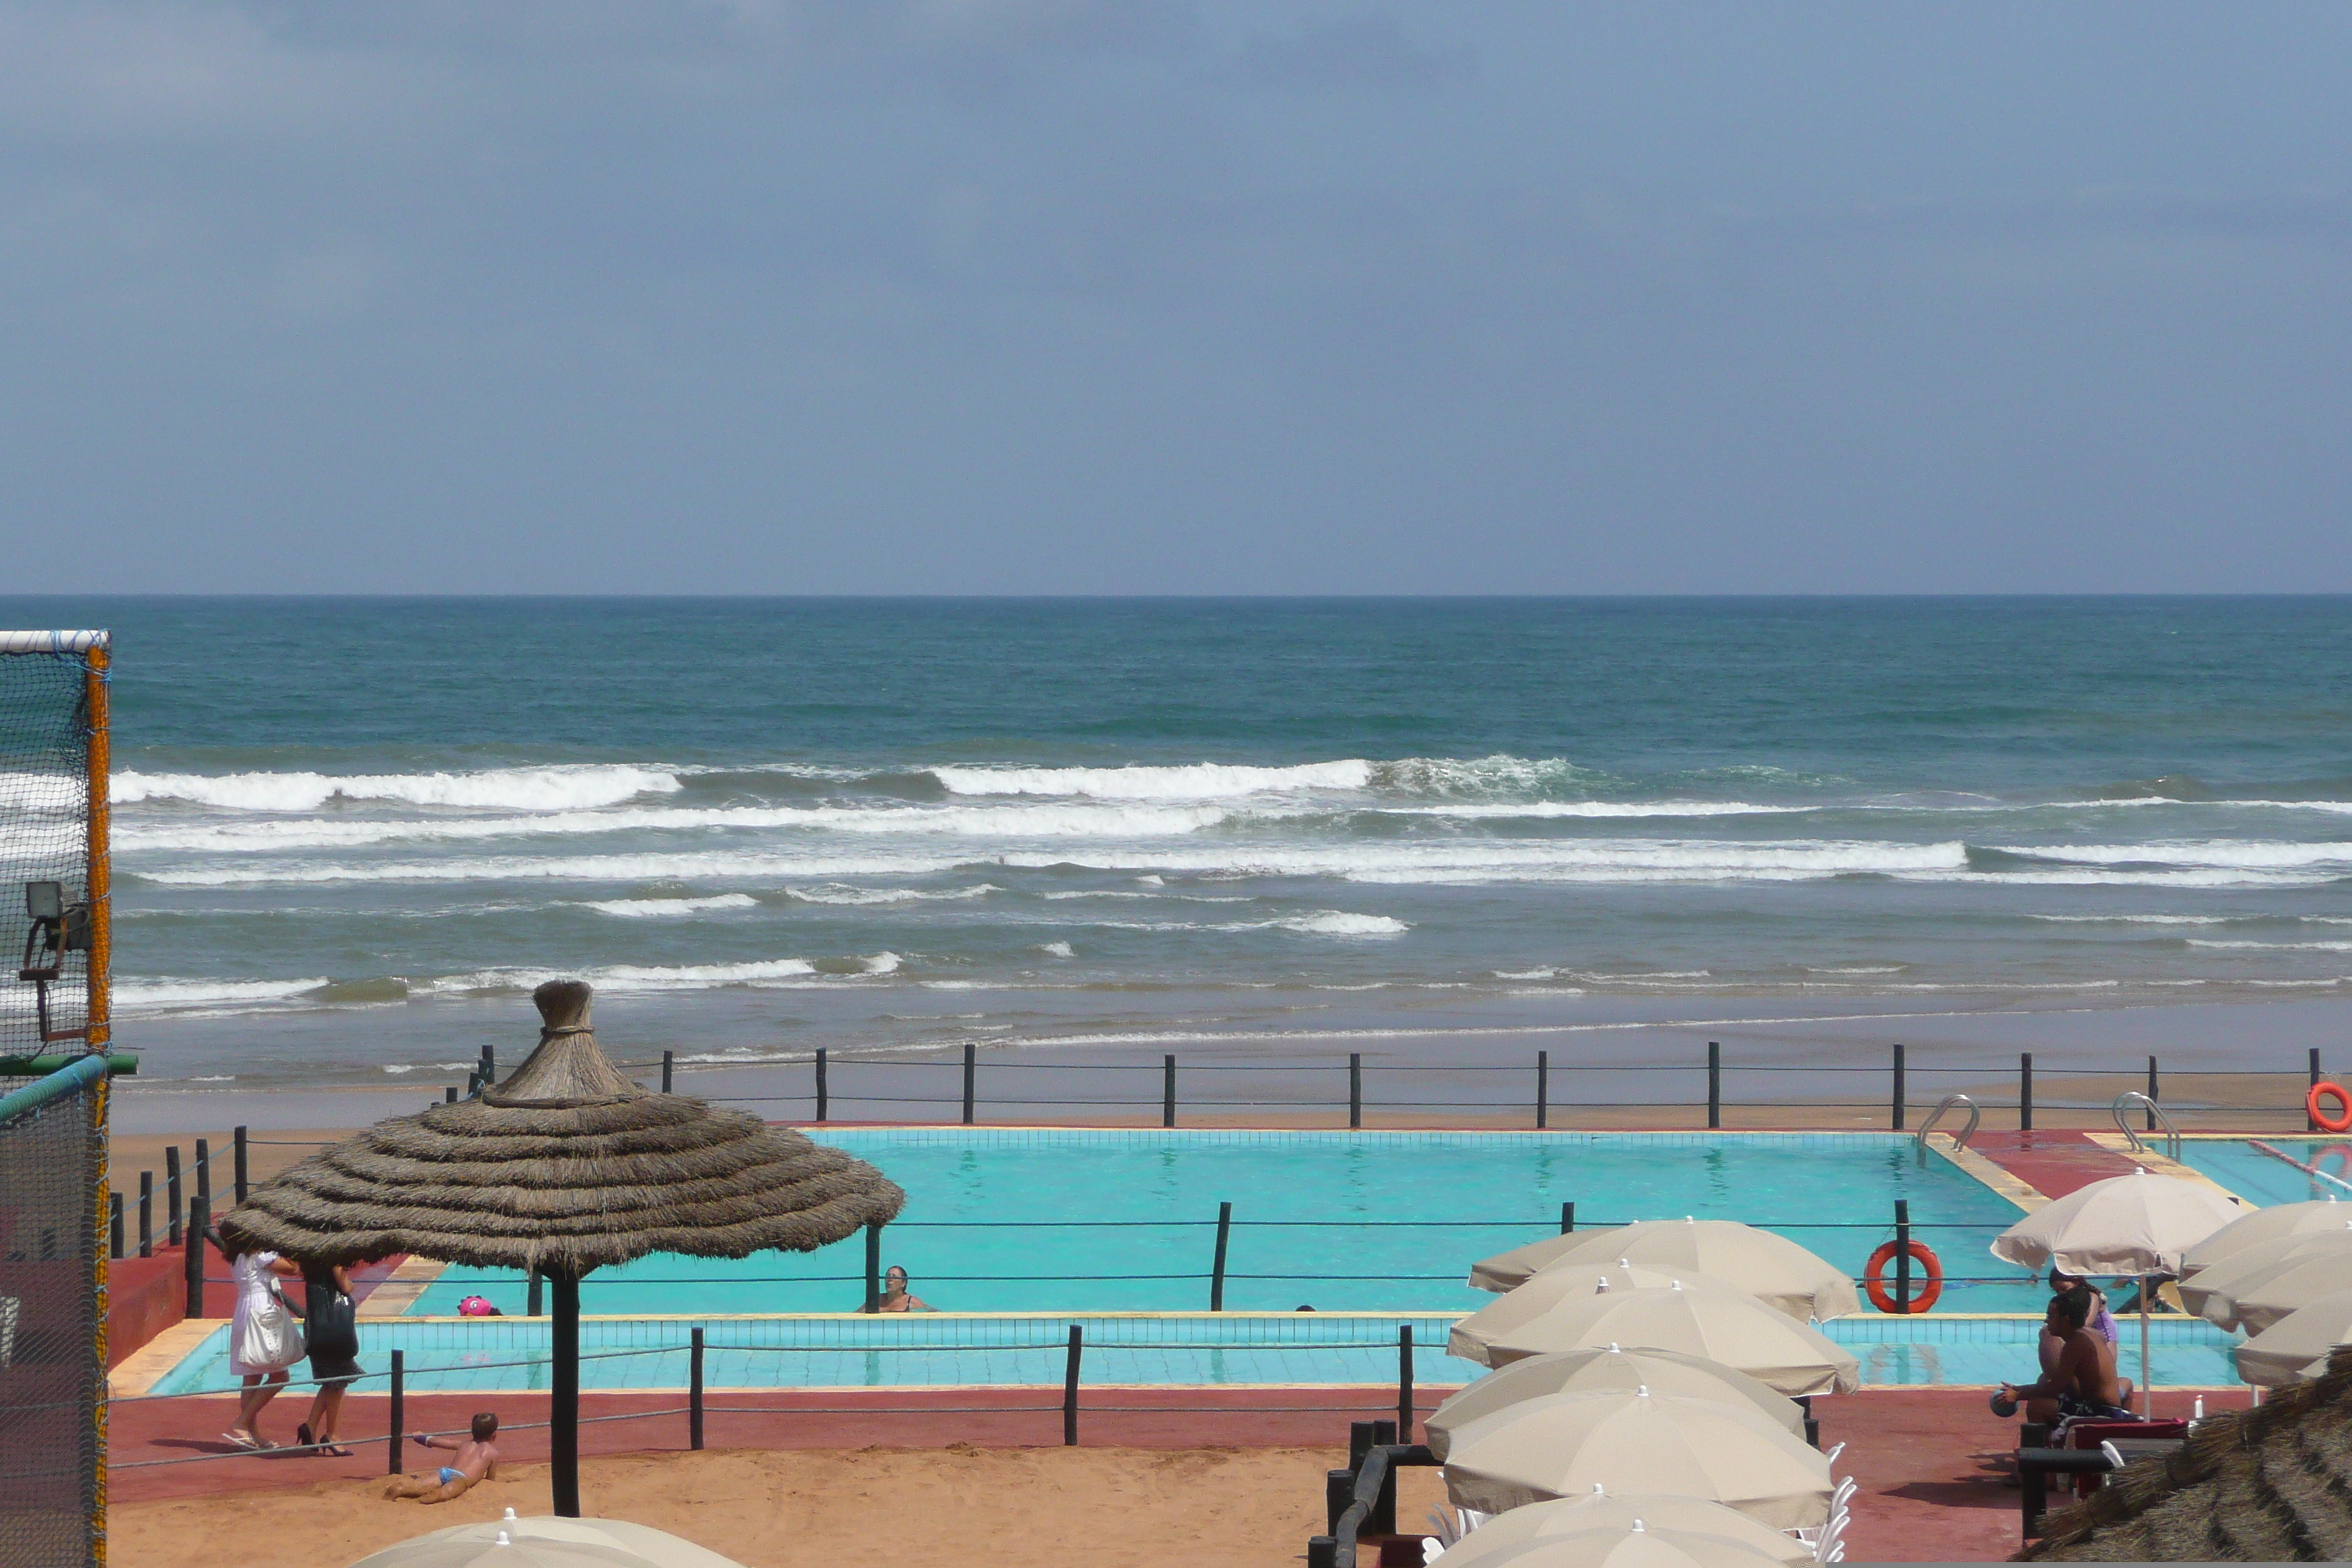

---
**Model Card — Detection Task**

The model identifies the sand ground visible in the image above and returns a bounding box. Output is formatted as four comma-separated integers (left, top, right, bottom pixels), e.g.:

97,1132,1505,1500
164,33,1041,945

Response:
109,1444,1453,1568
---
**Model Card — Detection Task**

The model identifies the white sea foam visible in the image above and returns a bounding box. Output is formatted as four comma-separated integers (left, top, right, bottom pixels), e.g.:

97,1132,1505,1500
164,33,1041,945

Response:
137,850,959,886
113,976,333,1012
1264,911,1409,936
576,894,760,918
785,883,999,905
1384,801,1798,819
1493,967,1557,979
113,765,680,813
934,759,1373,799
116,800,1228,853
1038,941,1075,957
2187,940,2352,951
1990,840,2352,868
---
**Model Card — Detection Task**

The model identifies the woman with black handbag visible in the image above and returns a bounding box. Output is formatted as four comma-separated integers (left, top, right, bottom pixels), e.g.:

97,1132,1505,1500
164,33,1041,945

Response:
296,1261,364,1457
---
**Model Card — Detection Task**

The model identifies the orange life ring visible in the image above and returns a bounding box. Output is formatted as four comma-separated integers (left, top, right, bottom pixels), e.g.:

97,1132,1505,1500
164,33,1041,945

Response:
1864,1239,1943,1313
2310,1082,2352,1134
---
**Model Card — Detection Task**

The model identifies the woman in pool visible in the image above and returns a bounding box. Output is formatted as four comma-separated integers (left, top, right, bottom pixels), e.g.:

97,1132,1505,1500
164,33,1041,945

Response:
870,1265,932,1313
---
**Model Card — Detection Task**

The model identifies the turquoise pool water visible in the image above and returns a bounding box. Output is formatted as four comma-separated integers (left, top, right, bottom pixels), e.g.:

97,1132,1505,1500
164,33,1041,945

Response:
404,1131,2048,1316
146,1312,2244,1395
2174,1137,2352,1207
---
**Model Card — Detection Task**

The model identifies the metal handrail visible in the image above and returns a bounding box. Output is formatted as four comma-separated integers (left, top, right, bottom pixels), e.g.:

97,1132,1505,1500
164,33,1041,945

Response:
1916,1093,1981,1153
2111,1092,2181,1160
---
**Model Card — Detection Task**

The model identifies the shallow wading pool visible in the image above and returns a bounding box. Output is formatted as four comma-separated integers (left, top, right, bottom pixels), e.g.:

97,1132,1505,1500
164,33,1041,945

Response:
146,1312,2245,1395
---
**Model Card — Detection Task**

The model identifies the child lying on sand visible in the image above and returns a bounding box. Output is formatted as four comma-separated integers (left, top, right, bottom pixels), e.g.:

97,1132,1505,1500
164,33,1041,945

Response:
385,1413,500,1504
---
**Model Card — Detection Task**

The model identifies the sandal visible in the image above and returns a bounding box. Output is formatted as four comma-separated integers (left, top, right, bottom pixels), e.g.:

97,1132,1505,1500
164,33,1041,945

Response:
221,1431,263,1452
324,1444,355,1458
297,1423,315,1451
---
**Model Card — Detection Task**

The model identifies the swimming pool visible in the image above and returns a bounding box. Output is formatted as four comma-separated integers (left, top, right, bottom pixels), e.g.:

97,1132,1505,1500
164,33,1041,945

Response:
2174,1137,2352,1207
402,1130,2050,1316
145,1312,2245,1395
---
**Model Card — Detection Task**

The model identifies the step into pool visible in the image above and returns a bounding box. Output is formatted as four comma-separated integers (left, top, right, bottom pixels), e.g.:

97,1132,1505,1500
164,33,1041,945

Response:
145,1312,2246,1396
404,1130,2049,1317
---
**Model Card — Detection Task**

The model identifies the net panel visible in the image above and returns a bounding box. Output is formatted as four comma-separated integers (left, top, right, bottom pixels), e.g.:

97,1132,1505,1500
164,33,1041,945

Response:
0,650,94,1057
0,1068,105,1567
0,644,105,1568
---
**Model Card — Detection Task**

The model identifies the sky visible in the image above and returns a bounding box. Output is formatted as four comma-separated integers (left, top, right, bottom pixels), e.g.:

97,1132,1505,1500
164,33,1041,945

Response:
4,2,2349,595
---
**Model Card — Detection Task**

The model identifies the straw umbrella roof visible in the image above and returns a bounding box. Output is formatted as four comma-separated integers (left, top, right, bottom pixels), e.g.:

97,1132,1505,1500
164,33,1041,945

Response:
2019,1346,2352,1561
221,980,905,1274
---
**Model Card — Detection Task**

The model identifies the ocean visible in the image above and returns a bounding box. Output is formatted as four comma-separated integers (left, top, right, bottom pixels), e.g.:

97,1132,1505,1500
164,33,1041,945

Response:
10,596,2352,1090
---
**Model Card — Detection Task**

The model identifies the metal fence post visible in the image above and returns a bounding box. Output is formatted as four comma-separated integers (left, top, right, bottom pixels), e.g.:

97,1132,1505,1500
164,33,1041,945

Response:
1536,1049,1548,1130
2313,1048,2325,1131
1164,1055,1177,1129
165,1145,182,1247
815,1047,829,1123
1210,1201,1232,1311
1891,1044,1906,1131
388,1349,405,1474
184,1196,208,1318
1398,1324,1414,1439
2146,1055,2159,1131
110,1193,124,1260
444,1086,458,1103
1560,1201,1574,1235
962,1042,976,1126
1063,1325,1082,1446
690,1327,705,1450
1893,1199,1912,1313
1708,1041,1722,1129
467,1071,481,1098
662,1050,674,1095
528,1267,543,1317
233,1125,249,1205
137,1170,153,1258
865,1222,883,1312
195,1137,210,1217
1369,1420,1398,1534
480,1044,495,1088
1349,1054,1362,1129
2020,1052,2034,1133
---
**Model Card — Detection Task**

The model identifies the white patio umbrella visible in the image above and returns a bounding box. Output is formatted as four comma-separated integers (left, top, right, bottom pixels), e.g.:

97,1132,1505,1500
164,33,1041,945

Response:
2182,1196,2345,1275
1432,1522,1796,1568
1450,1279,1861,1396
2220,1248,2352,1336
1471,1219,1858,1321
2234,1289,2352,1387
350,1514,746,1568
1440,1386,1833,1528
1989,1169,2244,1414
1425,1491,1811,1568
1425,1344,1806,1458
2177,1227,2352,1329
1449,1263,1760,1364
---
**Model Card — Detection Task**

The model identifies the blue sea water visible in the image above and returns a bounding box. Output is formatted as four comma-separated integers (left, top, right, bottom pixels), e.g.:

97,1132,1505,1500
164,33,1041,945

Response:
8,595,2352,1085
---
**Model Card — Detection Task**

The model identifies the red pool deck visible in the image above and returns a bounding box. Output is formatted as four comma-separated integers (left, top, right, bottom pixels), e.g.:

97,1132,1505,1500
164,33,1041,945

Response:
1961,1130,2144,1202
111,1380,2246,1560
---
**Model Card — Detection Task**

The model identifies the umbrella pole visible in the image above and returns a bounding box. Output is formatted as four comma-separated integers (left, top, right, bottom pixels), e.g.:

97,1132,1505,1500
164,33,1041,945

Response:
2139,1275,2151,1418
553,1269,581,1517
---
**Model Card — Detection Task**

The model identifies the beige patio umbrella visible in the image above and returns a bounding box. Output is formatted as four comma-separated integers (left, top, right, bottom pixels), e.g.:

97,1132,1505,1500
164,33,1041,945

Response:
225,981,905,1518
1441,1387,1832,1528
2177,1228,2352,1328
1422,1491,1810,1567
350,1514,747,1568
1431,1523,1796,1568
2181,1196,2347,1275
1989,1168,2244,1415
1425,1345,1804,1458
1449,1263,1759,1365
1470,1226,1636,1291
2220,1248,2352,1336
1450,1280,1861,1396
1471,1219,1858,1321
2235,1289,2352,1387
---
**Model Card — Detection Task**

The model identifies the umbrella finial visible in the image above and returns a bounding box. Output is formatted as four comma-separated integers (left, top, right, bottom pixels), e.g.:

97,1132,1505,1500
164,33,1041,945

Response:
1630,1518,1646,1532
1636,1384,1649,1397
1607,1342,1619,1353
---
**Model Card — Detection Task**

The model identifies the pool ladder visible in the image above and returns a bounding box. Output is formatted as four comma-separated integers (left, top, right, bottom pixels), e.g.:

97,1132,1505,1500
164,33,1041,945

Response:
2111,1091,2182,1161
1915,1093,1980,1153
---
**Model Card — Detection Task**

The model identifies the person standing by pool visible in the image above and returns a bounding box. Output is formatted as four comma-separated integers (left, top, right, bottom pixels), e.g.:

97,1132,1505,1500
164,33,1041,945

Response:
295,1260,363,1456
868,1265,932,1312
220,1233,306,1450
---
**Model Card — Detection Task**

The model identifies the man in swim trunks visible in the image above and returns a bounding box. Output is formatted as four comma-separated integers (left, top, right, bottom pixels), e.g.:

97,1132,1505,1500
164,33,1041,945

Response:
385,1412,500,1503
2001,1285,2133,1428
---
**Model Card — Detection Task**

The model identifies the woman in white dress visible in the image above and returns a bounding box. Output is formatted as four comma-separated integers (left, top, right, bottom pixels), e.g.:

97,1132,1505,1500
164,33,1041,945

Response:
222,1235,304,1450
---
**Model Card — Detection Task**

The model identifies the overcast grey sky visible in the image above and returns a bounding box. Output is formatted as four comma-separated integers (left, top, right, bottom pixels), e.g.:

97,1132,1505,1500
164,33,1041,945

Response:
6,2,2348,594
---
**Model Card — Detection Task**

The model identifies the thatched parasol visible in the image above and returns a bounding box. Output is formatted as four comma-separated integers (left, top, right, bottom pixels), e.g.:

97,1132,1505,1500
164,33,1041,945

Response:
222,980,904,1515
